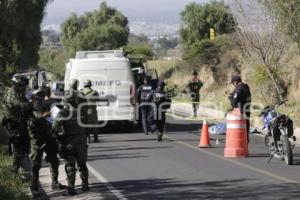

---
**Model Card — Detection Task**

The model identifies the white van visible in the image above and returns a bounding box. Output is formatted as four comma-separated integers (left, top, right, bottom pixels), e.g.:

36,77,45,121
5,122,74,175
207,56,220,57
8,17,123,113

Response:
64,50,136,125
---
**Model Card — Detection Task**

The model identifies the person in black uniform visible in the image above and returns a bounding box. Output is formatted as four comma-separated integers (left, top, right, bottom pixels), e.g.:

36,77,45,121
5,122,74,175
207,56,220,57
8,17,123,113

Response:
187,70,203,117
148,80,172,141
227,75,252,142
137,76,153,135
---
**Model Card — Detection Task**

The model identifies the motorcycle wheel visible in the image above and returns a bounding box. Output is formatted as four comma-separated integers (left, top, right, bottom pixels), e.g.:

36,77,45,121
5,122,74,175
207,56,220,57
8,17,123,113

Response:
264,135,272,153
281,135,293,165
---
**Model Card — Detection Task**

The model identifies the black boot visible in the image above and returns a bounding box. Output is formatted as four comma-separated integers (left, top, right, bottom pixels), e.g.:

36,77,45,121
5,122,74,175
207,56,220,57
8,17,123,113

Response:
62,187,77,196
52,182,67,190
157,131,163,141
82,184,90,192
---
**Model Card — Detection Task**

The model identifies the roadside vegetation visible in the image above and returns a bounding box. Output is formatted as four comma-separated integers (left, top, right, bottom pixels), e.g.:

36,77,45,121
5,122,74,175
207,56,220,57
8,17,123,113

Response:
148,0,300,126
0,124,30,200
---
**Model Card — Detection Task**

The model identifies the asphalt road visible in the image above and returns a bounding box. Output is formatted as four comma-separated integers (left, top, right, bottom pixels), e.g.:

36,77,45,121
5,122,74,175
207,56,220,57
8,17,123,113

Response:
86,115,300,200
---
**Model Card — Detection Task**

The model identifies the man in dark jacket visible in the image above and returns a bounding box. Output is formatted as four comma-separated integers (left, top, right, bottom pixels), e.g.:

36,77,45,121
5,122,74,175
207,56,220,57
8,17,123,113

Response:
227,75,252,142
148,80,172,141
137,76,153,135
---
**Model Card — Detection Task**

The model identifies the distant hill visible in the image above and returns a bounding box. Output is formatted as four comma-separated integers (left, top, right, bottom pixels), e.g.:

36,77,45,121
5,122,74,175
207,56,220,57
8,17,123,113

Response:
43,0,208,26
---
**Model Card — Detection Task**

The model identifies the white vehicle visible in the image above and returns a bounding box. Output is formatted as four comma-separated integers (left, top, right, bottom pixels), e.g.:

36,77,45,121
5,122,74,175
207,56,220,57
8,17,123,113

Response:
64,50,136,126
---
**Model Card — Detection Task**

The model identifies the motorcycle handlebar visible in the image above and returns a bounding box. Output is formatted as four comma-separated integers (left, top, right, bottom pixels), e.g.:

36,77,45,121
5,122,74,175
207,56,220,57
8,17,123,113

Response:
260,100,288,117
275,100,288,109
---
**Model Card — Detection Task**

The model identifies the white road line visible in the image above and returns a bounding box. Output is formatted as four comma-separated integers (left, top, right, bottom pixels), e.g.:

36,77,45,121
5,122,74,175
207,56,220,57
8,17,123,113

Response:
164,135,298,184
87,163,128,200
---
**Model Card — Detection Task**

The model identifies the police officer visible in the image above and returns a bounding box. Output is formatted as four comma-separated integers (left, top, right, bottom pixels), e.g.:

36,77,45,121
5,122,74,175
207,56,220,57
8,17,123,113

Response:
136,68,146,89
148,80,172,141
227,75,252,142
187,70,203,117
137,76,153,135
53,80,89,196
2,76,32,180
28,89,66,194
81,80,99,143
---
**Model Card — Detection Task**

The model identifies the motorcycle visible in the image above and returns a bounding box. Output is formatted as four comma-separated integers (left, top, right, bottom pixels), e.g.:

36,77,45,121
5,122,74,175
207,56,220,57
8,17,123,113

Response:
259,101,296,165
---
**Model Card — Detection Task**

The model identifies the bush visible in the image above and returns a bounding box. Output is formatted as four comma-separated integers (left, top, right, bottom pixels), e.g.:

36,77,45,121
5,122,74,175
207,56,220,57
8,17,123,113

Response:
0,126,30,200
0,155,30,200
38,49,68,76
184,39,220,64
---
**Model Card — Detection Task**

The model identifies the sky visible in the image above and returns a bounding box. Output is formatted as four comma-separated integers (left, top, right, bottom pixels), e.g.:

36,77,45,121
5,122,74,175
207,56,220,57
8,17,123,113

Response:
43,0,208,26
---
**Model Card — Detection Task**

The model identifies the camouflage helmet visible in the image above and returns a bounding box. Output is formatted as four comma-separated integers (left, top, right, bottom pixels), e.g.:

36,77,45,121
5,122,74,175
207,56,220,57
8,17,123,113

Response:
69,79,79,90
83,79,92,87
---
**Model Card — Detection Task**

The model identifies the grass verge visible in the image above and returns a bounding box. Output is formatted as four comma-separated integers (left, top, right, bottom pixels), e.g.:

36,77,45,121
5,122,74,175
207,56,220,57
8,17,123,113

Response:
0,129,30,200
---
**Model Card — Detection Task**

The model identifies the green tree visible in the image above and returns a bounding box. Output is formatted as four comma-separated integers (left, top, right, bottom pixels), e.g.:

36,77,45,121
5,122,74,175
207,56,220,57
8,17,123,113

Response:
124,44,154,60
157,37,179,50
0,0,50,83
180,0,236,60
39,49,68,76
263,0,300,54
61,2,129,56
128,34,149,45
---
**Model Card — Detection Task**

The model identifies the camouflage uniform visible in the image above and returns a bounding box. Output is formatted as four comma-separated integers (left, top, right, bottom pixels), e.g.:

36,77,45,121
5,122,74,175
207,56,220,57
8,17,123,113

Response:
52,80,89,196
187,71,203,117
2,77,32,178
28,90,65,192
81,80,99,143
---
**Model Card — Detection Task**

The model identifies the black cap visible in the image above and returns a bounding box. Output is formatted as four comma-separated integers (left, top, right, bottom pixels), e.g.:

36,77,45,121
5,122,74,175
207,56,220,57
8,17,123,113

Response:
192,70,198,76
158,80,166,87
231,75,242,83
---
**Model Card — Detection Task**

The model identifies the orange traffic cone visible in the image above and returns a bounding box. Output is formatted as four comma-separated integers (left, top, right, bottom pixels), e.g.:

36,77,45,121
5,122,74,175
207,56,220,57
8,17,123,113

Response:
224,108,248,157
198,118,212,148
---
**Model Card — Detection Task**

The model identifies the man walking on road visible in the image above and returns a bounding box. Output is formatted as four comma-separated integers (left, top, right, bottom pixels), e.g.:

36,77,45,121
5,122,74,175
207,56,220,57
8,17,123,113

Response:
227,75,252,142
187,70,203,117
137,76,153,135
148,80,172,141
81,79,100,143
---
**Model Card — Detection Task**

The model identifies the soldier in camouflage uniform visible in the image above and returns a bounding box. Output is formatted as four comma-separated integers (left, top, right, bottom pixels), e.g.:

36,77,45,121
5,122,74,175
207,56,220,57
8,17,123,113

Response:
28,89,66,194
187,70,203,117
81,80,99,143
53,79,89,196
2,76,32,180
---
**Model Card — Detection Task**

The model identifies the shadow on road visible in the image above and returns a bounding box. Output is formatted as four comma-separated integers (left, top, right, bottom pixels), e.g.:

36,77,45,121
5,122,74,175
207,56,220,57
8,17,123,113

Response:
108,178,300,200
87,153,149,161
90,146,173,153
